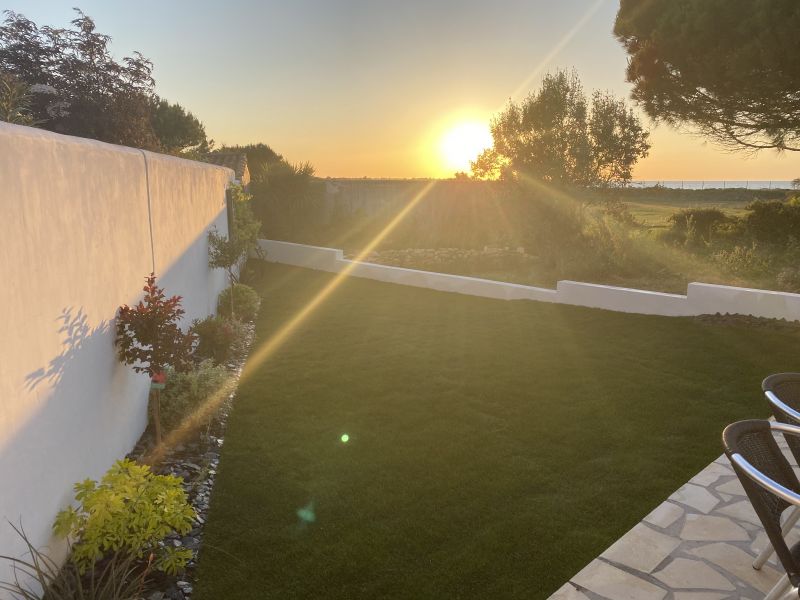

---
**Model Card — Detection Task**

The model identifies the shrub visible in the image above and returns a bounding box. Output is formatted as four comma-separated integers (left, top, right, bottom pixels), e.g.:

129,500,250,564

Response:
192,316,248,366
217,283,261,322
53,459,195,575
777,267,800,293
713,242,772,276
742,200,800,244
666,208,728,246
160,360,231,432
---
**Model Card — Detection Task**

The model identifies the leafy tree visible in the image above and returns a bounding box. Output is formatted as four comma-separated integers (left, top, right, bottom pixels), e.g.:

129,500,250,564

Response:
792,178,800,191
614,0,800,152
218,142,283,176
115,274,195,444
473,70,649,186
151,99,210,155
0,9,208,153
208,185,262,317
0,71,36,124
0,9,161,148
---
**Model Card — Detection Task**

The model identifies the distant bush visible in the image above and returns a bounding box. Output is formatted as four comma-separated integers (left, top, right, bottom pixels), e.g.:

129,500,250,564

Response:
741,200,800,245
665,208,728,247
160,360,231,432
192,316,248,366
218,283,261,322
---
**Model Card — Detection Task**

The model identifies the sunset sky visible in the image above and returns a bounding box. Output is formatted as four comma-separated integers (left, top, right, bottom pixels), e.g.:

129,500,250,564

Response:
7,0,799,180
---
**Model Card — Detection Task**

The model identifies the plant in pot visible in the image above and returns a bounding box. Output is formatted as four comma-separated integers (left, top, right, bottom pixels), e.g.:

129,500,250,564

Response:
116,273,195,445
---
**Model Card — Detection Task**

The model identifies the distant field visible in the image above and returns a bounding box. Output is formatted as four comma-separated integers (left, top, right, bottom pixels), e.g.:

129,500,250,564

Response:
616,187,788,227
624,198,750,227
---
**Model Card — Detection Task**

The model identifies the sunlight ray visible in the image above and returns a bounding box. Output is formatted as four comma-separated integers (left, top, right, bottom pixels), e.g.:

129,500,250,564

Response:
508,0,606,103
243,180,438,376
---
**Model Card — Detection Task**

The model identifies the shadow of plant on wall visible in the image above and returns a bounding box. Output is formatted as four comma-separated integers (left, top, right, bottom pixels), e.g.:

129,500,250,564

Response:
25,307,110,391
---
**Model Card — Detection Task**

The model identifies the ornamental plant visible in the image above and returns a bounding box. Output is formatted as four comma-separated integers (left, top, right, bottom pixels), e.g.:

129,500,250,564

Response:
208,184,262,317
53,459,196,576
116,273,195,444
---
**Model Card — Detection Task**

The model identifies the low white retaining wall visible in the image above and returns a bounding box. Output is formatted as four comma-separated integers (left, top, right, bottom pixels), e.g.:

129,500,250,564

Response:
258,239,800,321
0,123,233,586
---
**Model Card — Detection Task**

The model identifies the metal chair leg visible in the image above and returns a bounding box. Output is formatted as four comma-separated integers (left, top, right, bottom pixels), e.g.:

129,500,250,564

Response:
764,573,793,600
755,506,800,570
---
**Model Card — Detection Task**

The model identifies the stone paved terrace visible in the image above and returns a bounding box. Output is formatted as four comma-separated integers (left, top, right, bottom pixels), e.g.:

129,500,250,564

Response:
549,435,799,600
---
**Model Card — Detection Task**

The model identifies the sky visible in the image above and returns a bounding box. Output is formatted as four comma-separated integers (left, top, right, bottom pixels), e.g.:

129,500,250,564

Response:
5,0,799,180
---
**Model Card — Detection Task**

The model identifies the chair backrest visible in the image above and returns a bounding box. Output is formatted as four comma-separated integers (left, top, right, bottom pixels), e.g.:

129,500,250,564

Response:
764,373,800,464
723,419,800,584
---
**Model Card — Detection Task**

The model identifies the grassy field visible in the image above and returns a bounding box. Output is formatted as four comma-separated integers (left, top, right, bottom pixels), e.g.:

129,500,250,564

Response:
194,262,798,599
624,198,750,227
618,187,787,227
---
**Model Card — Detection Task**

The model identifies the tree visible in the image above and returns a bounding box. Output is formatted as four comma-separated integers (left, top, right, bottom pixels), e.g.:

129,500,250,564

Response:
208,185,262,317
0,71,36,124
0,9,207,153
0,9,160,148
472,70,649,186
151,99,210,155
614,0,800,152
219,143,283,177
115,274,195,444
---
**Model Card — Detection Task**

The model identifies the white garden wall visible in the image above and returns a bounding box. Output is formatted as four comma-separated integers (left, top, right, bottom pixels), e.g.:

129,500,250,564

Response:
258,239,800,321
0,123,232,586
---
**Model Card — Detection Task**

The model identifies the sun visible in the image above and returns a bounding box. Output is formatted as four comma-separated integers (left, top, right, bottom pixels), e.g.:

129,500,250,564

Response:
439,121,493,174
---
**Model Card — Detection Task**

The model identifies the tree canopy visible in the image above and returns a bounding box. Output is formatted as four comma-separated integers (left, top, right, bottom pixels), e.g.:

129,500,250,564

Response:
614,0,800,152
472,70,649,186
0,9,209,154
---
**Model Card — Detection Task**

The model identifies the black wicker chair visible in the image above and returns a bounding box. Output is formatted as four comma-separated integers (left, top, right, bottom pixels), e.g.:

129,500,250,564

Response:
723,419,800,599
755,374,800,570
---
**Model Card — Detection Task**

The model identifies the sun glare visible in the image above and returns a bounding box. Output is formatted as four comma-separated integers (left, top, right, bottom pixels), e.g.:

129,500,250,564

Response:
439,121,492,174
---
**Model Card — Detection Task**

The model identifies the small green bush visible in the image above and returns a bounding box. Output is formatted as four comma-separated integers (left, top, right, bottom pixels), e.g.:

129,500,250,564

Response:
192,315,248,366
742,200,800,245
53,459,195,575
666,208,728,246
217,283,261,322
160,360,231,431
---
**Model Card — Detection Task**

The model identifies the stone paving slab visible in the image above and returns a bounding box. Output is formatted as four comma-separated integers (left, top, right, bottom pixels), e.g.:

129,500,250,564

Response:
548,435,798,600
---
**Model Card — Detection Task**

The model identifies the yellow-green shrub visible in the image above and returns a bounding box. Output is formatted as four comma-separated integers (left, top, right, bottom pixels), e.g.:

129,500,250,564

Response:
53,459,195,575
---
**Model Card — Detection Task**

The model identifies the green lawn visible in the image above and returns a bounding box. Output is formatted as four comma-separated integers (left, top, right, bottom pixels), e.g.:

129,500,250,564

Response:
195,262,798,599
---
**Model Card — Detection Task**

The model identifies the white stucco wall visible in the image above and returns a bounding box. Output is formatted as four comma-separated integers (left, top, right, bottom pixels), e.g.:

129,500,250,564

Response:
0,123,232,585
259,239,800,321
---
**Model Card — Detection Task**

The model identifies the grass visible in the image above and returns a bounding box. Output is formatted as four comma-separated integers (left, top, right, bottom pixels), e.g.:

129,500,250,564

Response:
625,197,750,227
194,262,799,599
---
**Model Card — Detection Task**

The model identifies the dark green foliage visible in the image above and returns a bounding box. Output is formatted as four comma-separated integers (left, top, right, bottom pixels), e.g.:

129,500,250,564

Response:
615,0,800,151
151,99,210,155
195,263,800,600
192,316,248,366
0,10,207,153
248,160,322,241
665,208,729,246
475,69,649,185
160,360,231,431
0,10,160,149
219,143,283,177
208,185,261,297
741,200,800,245
217,284,261,322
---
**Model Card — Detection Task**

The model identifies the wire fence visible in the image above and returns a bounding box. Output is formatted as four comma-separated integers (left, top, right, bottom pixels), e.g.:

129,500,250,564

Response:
629,181,795,190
